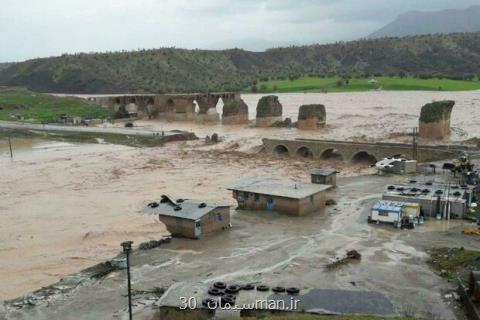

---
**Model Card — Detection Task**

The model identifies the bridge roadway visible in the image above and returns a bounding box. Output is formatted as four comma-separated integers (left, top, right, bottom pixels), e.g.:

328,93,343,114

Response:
263,138,478,162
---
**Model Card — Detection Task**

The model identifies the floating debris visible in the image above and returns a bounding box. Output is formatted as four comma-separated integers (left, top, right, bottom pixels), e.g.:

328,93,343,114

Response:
326,250,361,270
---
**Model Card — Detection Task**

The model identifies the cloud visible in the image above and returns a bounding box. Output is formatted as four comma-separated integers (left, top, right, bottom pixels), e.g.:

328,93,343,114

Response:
0,0,479,61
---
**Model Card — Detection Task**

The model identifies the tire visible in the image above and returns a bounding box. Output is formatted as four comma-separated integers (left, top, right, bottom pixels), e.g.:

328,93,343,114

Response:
222,294,236,301
286,287,300,295
213,282,227,290
225,285,241,294
242,284,255,290
208,287,223,296
256,285,269,292
272,286,286,293
220,296,235,307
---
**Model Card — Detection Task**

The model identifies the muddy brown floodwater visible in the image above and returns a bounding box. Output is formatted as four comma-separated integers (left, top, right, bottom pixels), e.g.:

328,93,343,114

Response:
0,91,479,317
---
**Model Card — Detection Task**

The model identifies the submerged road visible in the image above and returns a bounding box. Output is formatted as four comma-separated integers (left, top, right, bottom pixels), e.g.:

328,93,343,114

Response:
0,120,178,137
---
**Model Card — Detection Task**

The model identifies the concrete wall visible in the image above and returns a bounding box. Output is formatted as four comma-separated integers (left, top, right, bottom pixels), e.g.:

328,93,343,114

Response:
232,191,325,216
263,138,465,163
158,207,230,239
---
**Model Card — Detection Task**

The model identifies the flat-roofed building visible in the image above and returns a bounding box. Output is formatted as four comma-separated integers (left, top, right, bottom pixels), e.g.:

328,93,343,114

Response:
226,177,332,216
382,181,476,219
145,195,231,239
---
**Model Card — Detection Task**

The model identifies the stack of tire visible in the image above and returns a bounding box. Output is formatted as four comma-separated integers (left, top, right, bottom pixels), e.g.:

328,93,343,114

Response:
202,281,300,310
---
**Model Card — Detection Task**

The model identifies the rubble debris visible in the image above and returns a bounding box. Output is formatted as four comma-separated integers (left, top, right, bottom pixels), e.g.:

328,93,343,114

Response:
326,199,337,206
138,237,172,250
464,227,480,235
326,250,362,270
270,117,292,128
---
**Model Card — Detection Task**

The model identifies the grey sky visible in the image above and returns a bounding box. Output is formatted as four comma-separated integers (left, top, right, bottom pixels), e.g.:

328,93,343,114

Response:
0,0,478,62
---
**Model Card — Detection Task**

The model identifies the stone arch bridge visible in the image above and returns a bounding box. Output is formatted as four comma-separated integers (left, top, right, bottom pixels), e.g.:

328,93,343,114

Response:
88,92,240,121
263,138,473,163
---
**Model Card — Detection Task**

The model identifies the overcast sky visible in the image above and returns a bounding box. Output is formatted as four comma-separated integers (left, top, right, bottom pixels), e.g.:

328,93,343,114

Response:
1,0,479,62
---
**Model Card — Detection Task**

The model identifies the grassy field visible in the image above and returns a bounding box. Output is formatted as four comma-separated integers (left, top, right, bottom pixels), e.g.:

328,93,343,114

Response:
428,247,480,280
247,76,480,93
0,87,111,123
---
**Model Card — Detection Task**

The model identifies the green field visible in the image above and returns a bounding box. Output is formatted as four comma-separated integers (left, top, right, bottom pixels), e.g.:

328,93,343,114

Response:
247,76,480,93
0,87,111,123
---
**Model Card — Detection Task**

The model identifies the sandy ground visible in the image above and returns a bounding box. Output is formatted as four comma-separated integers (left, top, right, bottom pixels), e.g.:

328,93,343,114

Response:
1,90,480,316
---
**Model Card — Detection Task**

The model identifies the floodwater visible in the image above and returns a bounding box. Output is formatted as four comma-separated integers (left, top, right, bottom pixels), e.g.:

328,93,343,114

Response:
131,91,480,144
1,91,479,318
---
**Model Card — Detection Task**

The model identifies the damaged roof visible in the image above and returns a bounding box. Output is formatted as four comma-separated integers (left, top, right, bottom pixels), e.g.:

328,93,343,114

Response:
225,177,331,200
144,195,230,220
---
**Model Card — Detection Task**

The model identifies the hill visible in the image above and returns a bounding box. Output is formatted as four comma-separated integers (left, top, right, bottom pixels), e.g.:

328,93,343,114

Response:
1,32,480,93
369,6,480,38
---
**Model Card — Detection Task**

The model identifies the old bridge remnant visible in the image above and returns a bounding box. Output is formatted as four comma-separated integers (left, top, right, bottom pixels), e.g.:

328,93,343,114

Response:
263,138,471,163
298,104,326,130
222,98,249,125
256,95,283,127
419,100,455,140
89,92,240,123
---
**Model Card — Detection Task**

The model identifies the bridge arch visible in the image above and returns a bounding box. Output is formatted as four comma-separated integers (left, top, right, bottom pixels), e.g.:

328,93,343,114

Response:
320,148,344,161
352,151,377,164
296,146,313,158
273,145,290,156
166,98,176,113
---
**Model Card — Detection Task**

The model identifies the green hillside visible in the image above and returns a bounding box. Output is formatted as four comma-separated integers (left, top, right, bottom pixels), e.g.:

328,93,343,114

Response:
0,87,111,123
1,32,480,93
249,76,480,93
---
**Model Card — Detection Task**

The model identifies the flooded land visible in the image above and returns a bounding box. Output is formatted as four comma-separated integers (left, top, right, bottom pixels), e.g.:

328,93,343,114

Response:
1,91,480,319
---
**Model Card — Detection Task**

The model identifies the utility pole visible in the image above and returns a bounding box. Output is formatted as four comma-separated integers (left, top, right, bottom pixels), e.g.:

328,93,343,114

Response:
412,127,418,160
121,241,134,320
8,135,13,159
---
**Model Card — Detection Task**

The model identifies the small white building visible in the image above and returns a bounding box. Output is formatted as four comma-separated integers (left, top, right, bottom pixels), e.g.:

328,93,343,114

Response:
375,158,417,175
369,200,420,227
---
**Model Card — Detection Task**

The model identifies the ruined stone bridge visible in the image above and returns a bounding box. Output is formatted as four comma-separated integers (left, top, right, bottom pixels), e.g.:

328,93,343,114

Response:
87,92,240,122
263,138,474,163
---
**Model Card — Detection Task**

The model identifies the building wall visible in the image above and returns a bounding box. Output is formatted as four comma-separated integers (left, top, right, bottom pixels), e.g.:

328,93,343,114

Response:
232,191,325,216
158,207,230,239
382,194,466,218
371,209,400,223
311,175,336,187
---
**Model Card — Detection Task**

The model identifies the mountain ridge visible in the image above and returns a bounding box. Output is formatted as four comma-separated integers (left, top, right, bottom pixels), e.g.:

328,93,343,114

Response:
1,32,480,93
369,5,480,38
